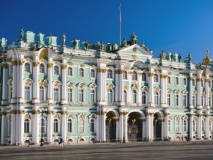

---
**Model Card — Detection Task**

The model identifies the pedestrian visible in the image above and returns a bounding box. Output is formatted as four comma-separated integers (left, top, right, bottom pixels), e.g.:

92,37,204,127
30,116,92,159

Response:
60,138,64,147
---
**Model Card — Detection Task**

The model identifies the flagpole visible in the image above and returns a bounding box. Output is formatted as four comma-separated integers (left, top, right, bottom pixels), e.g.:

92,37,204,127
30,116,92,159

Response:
119,4,122,46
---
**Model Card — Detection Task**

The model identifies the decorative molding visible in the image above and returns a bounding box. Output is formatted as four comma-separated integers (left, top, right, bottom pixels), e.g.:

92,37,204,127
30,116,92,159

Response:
61,64,67,70
47,62,53,68
148,72,154,77
98,68,107,73
33,61,40,67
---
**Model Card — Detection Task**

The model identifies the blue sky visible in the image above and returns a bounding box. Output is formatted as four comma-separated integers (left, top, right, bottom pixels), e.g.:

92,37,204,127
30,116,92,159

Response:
1,0,213,64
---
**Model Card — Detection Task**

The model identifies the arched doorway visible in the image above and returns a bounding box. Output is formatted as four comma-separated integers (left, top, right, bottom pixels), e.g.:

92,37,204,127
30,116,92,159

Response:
106,111,116,141
128,112,143,141
153,113,162,140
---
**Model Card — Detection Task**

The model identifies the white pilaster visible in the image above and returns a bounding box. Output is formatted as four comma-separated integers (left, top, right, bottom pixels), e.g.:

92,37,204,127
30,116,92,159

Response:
189,73,193,109
205,112,210,139
119,111,124,141
197,111,202,140
47,59,53,104
32,57,39,103
47,108,53,143
61,106,67,142
189,113,193,140
148,68,154,107
205,75,210,109
1,63,8,105
19,57,24,103
18,109,24,145
61,60,67,104
11,106,16,145
196,71,202,109
97,64,107,105
1,107,6,144
32,107,39,144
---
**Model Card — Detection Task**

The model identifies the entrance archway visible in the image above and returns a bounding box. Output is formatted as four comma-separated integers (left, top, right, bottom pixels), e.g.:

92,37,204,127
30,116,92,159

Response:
128,112,143,141
153,113,162,140
106,111,116,141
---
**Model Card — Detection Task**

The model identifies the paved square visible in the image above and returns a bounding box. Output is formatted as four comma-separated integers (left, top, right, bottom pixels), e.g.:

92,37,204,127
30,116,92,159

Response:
0,141,213,160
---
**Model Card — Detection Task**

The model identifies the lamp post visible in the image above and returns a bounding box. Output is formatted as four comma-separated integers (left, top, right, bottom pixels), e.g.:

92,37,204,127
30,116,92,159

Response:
40,108,47,146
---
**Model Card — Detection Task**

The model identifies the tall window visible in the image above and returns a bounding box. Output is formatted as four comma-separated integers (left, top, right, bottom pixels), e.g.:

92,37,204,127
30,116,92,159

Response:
175,119,180,132
142,73,146,81
154,74,158,82
79,119,84,133
175,94,179,106
67,67,73,76
10,87,13,100
192,96,195,106
175,77,179,85
209,96,212,107
39,86,45,101
193,120,196,132
201,96,204,106
209,121,212,131
192,79,195,86
54,119,58,132
183,78,187,85
90,119,95,132
142,91,146,104
201,80,204,87
90,90,95,103
168,76,171,84
79,89,84,102
90,69,95,78
25,63,30,72
209,81,211,87
183,94,187,106
167,94,171,106
123,90,127,103
132,90,136,103
107,69,113,78
11,65,13,74
168,120,171,131
108,89,113,103
154,92,159,105
54,88,59,101
202,120,205,132
67,88,73,102
79,68,84,77
68,119,72,132
39,63,45,73
54,66,59,75
123,71,127,80
183,120,187,132
132,71,137,80
39,118,45,133
25,86,30,100
24,119,30,133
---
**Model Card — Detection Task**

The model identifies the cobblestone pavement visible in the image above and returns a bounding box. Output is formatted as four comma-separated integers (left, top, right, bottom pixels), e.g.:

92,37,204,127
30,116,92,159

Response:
0,141,213,160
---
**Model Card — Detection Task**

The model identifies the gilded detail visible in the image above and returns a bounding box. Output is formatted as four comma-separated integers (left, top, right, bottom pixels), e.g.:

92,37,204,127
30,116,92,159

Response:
196,78,202,82
47,62,53,68
131,54,137,60
160,74,168,78
148,72,154,77
146,112,154,116
98,68,107,73
32,110,40,114
33,61,40,67
61,64,67,70
197,114,202,117
205,79,210,82
46,110,54,115
2,63,8,69
164,113,170,116
61,111,67,115
115,69,124,74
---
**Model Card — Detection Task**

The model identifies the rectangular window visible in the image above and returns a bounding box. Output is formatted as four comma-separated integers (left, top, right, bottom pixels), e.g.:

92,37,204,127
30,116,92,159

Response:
183,95,187,106
167,94,171,106
54,88,59,101
79,89,84,102
25,86,30,100
39,87,45,101
90,90,95,103
175,95,179,106
68,89,73,102
184,120,187,132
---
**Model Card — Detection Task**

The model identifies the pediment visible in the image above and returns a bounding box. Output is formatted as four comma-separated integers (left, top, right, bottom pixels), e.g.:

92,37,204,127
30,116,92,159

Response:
118,44,152,55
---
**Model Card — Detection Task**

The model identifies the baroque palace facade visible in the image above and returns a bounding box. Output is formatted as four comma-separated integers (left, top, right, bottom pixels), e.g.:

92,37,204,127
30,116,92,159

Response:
0,29,213,145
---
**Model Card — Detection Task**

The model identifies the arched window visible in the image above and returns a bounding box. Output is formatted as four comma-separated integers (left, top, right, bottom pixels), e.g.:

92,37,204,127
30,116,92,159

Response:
54,66,59,75
201,80,204,87
123,90,127,103
25,63,30,72
39,118,46,133
192,79,195,86
201,96,204,106
168,120,171,131
183,78,187,85
79,89,84,102
107,69,113,78
90,69,95,78
167,94,171,106
79,68,84,77
154,74,158,82
192,95,195,106
123,71,127,80
67,67,73,76
175,77,179,85
193,120,196,131
54,119,58,132
39,86,45,101
209,96,212,107
183,94,187,106
24,119,30,133
142,91,146,104
132,71,137,80
168,76,171,84
132,90,136,103
54,88,59,101
108,89,113,103
67,88,73,102
90,90,95,103
79,119,84,133
175,119,180,132
183,120,187,132
142,73,146,81
175,94,179,106
154,92,159,105
39,63,45,73
25,86,31,100
68,119,72,132
90,119,95,132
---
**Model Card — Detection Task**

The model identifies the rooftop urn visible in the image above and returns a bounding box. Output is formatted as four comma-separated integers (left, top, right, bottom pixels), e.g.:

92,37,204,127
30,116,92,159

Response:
61,33,66,47
130,32,137,45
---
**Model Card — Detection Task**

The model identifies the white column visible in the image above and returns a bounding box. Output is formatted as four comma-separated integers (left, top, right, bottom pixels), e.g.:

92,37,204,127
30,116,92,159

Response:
101,113,106,142
115,65,124,106
11,106,16,145
205,112,210,139
1,108,6,144
32,58,39,103
189,73,193,109
205,76,210,109
47,60,53,104
138,73,142,105
116,119,119,141
164,112,169,139
197,111,202,140
119,111,123,141
97,64,107,105
47,108,53,143
148,69,154,107
18,109,24,145
189,113,193,140
196,71,202,109
32,108,39,144
61,61,67,104
1,63,8,105
160,72,167,107
124,113,128,142
19,59,24,103
61,107,67,142
96,107,100,141
128,73,132,103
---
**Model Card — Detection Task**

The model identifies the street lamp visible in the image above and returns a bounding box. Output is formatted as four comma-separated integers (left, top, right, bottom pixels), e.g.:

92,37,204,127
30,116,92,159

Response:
40,108,47,146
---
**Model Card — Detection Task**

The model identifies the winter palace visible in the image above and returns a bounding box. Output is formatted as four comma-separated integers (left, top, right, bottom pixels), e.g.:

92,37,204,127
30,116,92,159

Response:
0,29,213,145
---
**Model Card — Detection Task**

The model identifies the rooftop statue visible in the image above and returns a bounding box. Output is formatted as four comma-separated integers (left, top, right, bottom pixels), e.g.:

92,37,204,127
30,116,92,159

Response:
178,54,182,62
121,38,127,48
62,33,66,46
188,53,191,63
159,50,166,60
20,28,24,41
